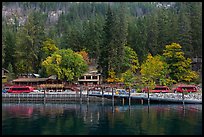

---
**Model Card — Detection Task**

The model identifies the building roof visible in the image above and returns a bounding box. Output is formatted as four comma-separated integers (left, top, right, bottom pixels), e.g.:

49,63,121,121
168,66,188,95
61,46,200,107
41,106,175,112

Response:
83,70,101,76
12,78,51,82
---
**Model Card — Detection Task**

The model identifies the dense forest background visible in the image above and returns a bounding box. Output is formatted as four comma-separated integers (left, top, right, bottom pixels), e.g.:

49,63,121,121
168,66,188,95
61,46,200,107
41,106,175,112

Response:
2,2,202,82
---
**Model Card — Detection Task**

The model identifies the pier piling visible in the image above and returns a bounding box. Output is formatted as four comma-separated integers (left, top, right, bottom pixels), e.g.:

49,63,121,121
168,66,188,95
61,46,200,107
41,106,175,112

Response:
128,87,131,106
112,87,114,104
122,98,124,105
102,86,104,104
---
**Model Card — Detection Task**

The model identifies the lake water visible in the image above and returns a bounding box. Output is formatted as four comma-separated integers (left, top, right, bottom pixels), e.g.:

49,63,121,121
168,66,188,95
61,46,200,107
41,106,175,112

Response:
2,102,202,135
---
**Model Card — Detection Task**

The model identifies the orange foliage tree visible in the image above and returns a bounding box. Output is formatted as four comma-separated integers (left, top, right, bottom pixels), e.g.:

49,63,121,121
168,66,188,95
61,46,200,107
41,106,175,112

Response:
76,50,90,65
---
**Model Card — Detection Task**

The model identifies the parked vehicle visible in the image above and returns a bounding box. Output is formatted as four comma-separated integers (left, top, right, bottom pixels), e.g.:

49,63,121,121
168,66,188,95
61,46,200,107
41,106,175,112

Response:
7,86,34,93
2,89,7,93
115,89,129,95
173,85,198,93
142,86,170,93
89,90,101,95
2,86,10,93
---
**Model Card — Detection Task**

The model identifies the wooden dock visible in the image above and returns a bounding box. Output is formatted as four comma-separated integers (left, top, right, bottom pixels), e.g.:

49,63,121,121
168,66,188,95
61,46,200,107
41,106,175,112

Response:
2,93,111,103
2,93,202,104
89,94,202,104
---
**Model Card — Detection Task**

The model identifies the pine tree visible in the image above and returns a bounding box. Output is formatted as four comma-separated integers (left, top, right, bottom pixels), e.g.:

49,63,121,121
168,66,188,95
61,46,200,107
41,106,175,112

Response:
2,24,16,73
146,13,158,56
114,3,128,76
15,11,46,74
168,9,179,44
189,2,202,57
98,6,115,79
82,14,103,61
157,9,171,54
177,3,193,58
7,63,15,81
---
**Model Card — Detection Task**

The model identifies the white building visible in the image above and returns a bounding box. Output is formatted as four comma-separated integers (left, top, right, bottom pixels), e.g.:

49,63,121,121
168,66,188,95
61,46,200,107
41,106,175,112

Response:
78,70,101,85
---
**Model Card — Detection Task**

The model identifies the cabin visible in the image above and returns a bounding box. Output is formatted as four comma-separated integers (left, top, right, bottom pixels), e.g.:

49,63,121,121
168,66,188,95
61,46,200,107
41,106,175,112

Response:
78,70,101,85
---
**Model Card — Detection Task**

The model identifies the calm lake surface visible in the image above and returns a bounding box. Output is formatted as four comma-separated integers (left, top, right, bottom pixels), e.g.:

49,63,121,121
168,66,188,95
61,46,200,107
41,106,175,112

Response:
2,102,202,135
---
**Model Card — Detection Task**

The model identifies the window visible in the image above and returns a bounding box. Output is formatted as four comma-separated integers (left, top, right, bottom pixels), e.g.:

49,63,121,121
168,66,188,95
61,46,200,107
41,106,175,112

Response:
93,76,98,79
86,76,91,79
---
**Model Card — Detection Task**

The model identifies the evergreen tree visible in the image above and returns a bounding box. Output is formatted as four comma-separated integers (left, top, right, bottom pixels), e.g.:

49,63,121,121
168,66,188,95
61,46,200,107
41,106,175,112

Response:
189,2,202,57
168,9,179,44
98,6,115,80
114,3,128,76
157,9,172,54
7,63,15,81
82,14,104,61
132,17,148,63
177,3,193,58
2,24,16,73
2,35,5,66
15,11,46,74
98,5,127,80
146,13,158,56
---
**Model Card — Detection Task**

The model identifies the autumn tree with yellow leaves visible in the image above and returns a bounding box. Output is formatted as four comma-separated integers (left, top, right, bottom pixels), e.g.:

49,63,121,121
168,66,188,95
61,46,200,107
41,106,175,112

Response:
41,38,59,60
42,49,88,82
140,53,170,90
163,43,198,83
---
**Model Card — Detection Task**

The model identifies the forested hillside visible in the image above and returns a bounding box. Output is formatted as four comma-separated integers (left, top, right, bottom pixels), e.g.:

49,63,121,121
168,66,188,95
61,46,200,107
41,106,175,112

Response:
2,2,202,83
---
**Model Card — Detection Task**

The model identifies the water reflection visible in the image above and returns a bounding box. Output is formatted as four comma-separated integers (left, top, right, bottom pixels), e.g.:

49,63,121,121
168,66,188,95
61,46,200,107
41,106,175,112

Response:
2,103,202,135
2,104,34,118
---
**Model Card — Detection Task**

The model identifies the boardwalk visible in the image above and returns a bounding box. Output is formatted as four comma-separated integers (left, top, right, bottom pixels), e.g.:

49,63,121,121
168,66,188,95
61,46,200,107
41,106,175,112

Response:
2,93,111,103
2,92,202,104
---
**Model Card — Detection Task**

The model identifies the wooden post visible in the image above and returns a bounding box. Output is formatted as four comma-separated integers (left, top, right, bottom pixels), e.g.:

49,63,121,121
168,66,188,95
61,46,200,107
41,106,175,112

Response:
141,99,143,104
75,86,77,100
182,88,185,105
111,84,114,113
43,89,46,104
112,87,114,104
101,86,104,104
87,87,89,104
147,87,150,104
18,94,20,103
122,98,124,105
112,98,114,113
128,87,131,106
148,102,150,114
80,86,82,103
